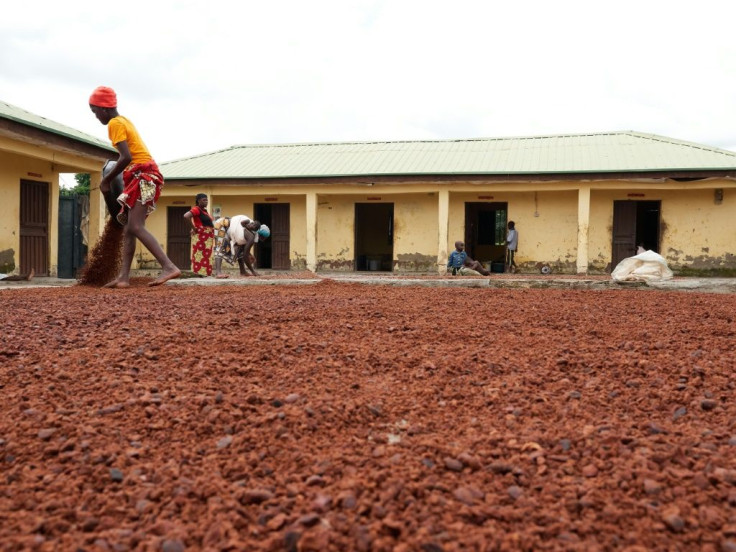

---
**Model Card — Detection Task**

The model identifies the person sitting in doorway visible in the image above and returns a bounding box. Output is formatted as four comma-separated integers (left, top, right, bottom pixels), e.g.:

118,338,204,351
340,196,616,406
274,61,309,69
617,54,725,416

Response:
447,241,491,276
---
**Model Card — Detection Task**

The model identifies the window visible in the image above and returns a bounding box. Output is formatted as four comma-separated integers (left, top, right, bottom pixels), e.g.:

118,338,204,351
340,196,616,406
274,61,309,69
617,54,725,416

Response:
495,210,507,246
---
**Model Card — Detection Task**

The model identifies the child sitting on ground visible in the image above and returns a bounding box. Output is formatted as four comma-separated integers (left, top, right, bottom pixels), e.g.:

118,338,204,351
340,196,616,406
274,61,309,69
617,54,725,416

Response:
447,241,491,276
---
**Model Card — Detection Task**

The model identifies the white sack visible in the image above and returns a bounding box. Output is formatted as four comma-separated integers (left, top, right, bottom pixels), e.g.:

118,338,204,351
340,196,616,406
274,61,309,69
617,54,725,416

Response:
611,250,673,282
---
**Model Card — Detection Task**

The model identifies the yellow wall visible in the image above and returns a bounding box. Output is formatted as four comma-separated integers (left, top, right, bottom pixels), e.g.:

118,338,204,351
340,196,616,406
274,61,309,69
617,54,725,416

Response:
136,196,181,269
662,187,734,268
0,151,23,273
141,177,736,274
151,185,308,270
515,190,579,272
449,190,579,272
393,193,438,271
313,192,439,271
0,150,59,275
590,185,735,270
1,131,110,276
287,197,307,268
589,190,616,271
316,194,355,270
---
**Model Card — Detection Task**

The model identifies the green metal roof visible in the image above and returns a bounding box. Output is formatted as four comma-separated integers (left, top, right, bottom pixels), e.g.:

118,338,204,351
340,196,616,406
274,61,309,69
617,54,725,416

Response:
161,131,736,180
0,100,115,152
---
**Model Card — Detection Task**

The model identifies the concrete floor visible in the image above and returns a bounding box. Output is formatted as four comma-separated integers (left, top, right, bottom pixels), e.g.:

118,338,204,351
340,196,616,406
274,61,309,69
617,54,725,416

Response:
2,272,736,293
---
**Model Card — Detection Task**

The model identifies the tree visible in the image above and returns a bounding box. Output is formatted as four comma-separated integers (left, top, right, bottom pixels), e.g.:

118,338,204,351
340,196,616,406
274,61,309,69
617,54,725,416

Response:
61,173,90,197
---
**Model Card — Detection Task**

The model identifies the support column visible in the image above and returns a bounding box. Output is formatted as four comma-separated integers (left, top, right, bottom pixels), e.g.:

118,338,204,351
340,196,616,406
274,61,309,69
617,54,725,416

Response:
50,178,60,276
207,187,216,218
88,172,106,252
306,192,317,273
576,185,591,274
437,189,449,275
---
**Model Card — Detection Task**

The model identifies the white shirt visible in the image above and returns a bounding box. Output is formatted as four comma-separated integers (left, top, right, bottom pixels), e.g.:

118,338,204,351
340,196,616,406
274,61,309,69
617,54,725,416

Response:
507,229,518,251
228,215,259,245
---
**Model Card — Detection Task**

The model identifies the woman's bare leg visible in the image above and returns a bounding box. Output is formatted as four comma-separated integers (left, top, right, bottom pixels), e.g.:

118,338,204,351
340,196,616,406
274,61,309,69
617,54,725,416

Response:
104,224,136,288
123,202,180,286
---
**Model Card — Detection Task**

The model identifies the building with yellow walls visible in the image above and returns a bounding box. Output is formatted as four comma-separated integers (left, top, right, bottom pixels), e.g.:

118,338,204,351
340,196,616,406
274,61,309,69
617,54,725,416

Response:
0,101,115,276
5,100,733,279
147,132,736,275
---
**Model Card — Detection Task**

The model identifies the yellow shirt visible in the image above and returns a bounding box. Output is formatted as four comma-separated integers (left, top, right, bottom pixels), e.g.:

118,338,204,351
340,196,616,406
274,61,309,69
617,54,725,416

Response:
108,116,152,165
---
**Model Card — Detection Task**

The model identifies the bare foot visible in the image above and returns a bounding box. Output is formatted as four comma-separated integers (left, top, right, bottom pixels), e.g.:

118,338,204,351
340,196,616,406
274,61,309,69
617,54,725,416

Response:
216,274,229,279
26,268,35,281
149,268,181,287
103,279,120,288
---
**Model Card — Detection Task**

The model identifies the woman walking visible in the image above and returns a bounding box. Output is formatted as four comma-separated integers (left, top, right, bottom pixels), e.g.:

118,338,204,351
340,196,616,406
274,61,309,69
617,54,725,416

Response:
183,193,215,276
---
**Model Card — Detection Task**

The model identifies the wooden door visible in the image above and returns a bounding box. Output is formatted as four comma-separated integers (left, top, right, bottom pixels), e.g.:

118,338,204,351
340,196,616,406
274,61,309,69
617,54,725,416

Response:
20,180,49,275
270,203,290,269
612,201,637,269
167,206,191,270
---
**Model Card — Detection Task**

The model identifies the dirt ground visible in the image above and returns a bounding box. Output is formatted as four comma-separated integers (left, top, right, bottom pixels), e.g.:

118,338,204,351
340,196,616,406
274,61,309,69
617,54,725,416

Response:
1,281,734,551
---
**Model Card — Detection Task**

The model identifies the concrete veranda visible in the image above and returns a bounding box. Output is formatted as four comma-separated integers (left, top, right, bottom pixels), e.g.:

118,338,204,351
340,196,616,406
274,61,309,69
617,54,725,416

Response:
2,272,736,293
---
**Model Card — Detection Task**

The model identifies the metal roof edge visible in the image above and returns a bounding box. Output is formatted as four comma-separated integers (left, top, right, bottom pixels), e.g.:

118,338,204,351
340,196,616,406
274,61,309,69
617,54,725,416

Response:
625,131,736,157
165,167,736,181
0,100,116,153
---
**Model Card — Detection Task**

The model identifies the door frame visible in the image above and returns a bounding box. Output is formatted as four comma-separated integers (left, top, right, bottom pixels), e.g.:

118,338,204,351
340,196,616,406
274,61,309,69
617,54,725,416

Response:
166,206,192,270
354,202,394,271
612,199,661,269
254,203,291,270
20,179,50,275
464,202,508,265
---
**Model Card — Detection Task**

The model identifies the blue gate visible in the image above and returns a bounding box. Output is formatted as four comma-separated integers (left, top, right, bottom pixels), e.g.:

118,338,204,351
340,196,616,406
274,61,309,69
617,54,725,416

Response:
58,194,88,278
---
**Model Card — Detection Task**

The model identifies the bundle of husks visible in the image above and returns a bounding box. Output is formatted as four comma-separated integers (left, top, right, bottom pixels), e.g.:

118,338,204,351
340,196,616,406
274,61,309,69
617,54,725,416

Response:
78,217,123,286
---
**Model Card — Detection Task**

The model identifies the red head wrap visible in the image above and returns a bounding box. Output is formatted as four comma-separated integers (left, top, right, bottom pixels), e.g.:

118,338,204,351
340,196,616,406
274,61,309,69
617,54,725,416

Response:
89,86,117,108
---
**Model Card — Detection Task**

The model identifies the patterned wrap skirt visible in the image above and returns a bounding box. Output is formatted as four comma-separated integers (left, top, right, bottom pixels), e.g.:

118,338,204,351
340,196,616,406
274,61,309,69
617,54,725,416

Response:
213,217,236,265
116,161,164,225
191,226,215,276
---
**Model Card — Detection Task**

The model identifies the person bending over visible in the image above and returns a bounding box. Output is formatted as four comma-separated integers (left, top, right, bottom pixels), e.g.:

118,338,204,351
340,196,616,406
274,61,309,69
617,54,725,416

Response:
89,86,180,288
213,215,270,277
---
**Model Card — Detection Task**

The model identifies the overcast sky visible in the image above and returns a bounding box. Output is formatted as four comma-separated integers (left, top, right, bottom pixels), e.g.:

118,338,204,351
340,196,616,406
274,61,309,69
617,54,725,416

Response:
2,0,736,185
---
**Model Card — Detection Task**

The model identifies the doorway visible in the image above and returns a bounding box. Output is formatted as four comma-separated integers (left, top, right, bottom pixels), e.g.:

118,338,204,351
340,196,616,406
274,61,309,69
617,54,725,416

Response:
58,193,88,278
355,203,393,271
20,180,49,275
167,206,191,270
464,202,508,266
612,200,661,268
254,203,290,269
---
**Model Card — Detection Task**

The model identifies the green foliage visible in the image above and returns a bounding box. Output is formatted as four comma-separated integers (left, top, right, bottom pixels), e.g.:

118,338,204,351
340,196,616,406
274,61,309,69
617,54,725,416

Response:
60,173,91,197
